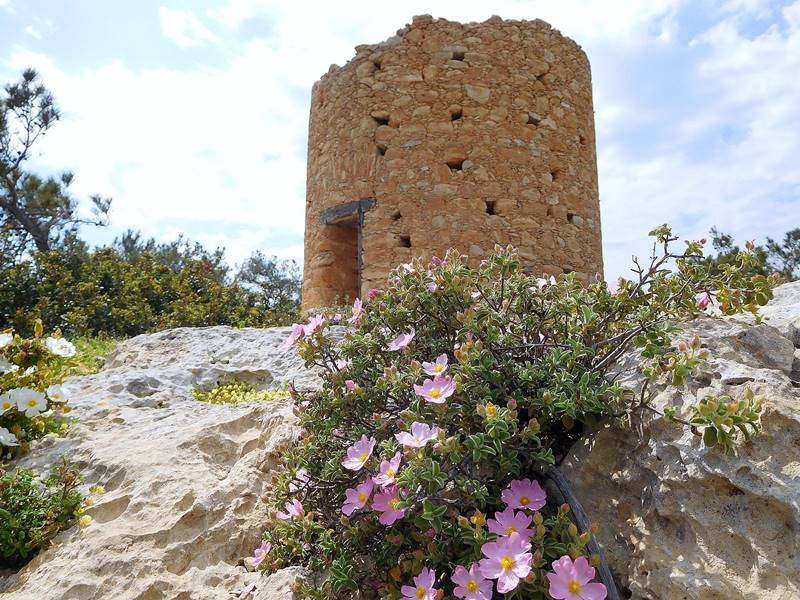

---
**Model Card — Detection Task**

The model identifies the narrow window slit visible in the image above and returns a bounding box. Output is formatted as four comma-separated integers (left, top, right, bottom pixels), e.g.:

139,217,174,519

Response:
485,200,496,215
376,143,387,156
450,106,463,121
550,170,559,182
373,115,390,126
399,235,412,248
567,212,576,224
527,113,540,126
452,50,465,61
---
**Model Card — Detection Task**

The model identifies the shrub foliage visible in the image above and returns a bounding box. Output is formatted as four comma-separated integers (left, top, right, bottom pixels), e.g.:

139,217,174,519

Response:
0,233,300,338
259,226,777,599
0,459,83,569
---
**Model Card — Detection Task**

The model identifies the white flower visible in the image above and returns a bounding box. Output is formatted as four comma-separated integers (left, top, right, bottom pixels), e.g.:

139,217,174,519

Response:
0,392,15,414
10,387,47,417
24,366,37,375
45,337,76,357
0,426,18,446
0,356,18,375
0,333,12,349
46,384,71,403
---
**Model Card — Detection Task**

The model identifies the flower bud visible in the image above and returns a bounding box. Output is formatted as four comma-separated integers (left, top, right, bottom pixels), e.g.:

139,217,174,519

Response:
506,398,517,410
568,523,579,538
533,511,543,525
559,503,571,516
457,516,470,528
590,554,602,567
471,511,486,527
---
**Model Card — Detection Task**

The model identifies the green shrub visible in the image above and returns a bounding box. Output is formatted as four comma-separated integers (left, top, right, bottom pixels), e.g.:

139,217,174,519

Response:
259,226,776,599
193,380,289,405
1,323,77,459
0,233,300,338
0,458,83,569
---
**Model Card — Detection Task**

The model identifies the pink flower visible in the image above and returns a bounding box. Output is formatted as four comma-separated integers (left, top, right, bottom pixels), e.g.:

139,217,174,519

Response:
698,292,712,310
372,485,405,525
395,422,440,448
289,469,310,493
607,280,620,295
276,499,304,520
430,255,443,266
303,314,325,336
426,282,439,293
349,298,364,325
345,379,357,392
452,564,493,600
478,534,532,593
335,358,351,370
387,328,415,351
373,452,402,487
282,323,305,349
342,479,374,516
401,567,437,600
252,540,271,569
532,275,557,292
546,555,607,600
422,354,448,376
342,435,376,471
501,478,546,511
368,288,383,300
487,507,534,541
402,263,415,273
413,375,456,404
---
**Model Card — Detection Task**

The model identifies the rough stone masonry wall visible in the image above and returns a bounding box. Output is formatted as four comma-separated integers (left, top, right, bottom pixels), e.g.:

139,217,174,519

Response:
302,14,603,309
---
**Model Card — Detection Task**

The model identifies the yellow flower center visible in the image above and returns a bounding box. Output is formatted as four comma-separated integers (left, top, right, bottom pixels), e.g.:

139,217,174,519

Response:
485,404,497,417
467,580,478,592
385,468,395,477
568,580,582,594
520,496,530,506
416,588,427,598
2,401,11,410
429,389,441,398
505,526,518,536
27,399,38,408
500,556,514,571
389,498,401,509
359,452,368,462
434,365,444,372
358,492,367,503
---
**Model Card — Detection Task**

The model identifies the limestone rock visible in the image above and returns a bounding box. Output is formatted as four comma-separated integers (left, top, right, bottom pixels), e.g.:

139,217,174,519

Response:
0,326,317,600
561,283,800,600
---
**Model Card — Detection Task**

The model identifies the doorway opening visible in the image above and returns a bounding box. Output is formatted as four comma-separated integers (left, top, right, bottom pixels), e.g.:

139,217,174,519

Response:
319,199,375,303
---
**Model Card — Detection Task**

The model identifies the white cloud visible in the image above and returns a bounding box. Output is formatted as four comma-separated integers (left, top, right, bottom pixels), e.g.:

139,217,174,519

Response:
158,7,220,49
24,25,41,39
4,41,307,264
600,0,800,278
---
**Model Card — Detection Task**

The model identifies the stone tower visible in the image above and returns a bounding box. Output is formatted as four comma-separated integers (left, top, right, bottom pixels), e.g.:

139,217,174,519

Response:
302,15,602,309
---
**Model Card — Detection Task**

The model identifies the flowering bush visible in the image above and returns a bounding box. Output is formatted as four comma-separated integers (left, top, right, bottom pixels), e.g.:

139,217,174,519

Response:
1,322,77,459
258,226,776,599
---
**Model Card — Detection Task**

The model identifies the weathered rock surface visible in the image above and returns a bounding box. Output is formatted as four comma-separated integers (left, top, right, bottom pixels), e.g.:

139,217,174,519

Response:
561,282,800,600
0,326,315,600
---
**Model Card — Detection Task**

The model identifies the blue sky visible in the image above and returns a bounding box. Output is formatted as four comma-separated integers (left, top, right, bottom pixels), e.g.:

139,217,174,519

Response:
1,0,798,279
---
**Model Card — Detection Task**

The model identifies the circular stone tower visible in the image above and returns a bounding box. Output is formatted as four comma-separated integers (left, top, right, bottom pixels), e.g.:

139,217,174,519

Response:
302,14,602,309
